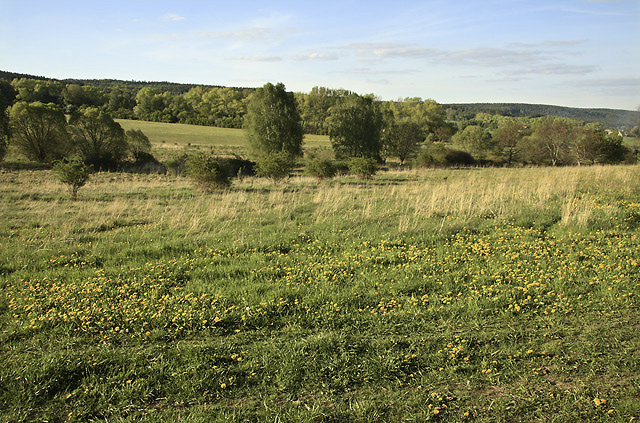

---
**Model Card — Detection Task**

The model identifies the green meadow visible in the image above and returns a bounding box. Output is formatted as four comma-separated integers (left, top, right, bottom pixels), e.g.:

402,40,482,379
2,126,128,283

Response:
1,164,639,422
115,119,331,159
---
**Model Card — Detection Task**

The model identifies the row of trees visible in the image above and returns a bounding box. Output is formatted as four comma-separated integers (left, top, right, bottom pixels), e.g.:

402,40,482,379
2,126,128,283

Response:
4,103,150,167
2,77,637,172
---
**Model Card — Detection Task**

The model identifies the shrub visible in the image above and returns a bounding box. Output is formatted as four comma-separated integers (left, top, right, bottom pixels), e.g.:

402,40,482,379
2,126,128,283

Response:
186,154,231,192
255,152,294,181
305,156,337,180
217,156,256,178
348,157,377,179
165,154,188,176
0,137,6,162
445,149,475,166
414,143,447,168
52,157,93,199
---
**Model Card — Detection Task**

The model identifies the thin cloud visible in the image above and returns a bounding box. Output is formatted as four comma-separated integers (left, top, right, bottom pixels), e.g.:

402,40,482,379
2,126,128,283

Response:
232,55,283,62
292,53,339,61
162,13,186,22
571,77,640,87
199,28,272,41
504,64,599,75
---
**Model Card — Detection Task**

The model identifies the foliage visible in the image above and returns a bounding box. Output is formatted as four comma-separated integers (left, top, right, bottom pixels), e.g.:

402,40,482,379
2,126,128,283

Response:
69,108,127,169
0,80,14,162
445,149,476,166
8,101,70,162
185,153,231,191
52,157,92,198
304,152,337,180
444,102,640,130
493,121,530,166
298,86,351,135
414,143,446,167
244,82,304,159
126,129,152,162
347,156,377,178
328,94,383,160
382,119,423,165
451,125,495,161
255,151,294,181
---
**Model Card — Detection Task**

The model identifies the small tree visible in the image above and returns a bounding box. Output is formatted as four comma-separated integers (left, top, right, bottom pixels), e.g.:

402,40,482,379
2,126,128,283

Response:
186,154,231,192
305,153,336,180
348,157,377,179
255,151,294,181
53,157,92,199
126,129,152,162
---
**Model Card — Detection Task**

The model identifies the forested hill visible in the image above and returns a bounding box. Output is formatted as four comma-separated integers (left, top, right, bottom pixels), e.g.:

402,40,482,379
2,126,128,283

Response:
444,103,639,130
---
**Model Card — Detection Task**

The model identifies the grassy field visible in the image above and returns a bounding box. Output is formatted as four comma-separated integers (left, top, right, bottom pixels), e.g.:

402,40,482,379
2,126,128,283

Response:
1,165,640,422
116,119,331,159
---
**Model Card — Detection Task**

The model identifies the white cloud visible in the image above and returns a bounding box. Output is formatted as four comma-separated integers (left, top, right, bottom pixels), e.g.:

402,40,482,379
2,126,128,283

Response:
162,13,186,22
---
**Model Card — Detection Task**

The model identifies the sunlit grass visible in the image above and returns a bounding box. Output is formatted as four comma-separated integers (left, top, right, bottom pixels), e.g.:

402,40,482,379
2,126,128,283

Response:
1,165,639,422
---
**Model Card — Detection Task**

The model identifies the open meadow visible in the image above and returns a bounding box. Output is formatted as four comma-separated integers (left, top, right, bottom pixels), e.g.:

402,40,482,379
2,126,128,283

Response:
115,119,332,161
1,164,640,422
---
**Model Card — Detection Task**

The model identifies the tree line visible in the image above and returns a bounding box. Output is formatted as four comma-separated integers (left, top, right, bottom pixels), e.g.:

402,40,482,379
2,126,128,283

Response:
1,77,638,177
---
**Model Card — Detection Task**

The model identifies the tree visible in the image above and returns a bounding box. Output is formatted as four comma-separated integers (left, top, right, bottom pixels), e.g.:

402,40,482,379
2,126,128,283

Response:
245,82,304,158
0,80,16,162
12,78,64,105
451,125,495,161
328,94,383,159
493,121,530,166
53,157,92,199
383,120,423,165
527,117,575,166
69,108,127,168
9,101,70,162
126,129,152,162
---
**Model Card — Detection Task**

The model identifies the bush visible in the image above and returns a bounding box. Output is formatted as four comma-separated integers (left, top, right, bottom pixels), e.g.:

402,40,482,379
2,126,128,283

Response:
217,156,256,178
0,137,6,162
52,157,93,199
305,156,337,180
165,154,188,176
348,157,377,179
445,149,475,166
186,154,231,192
255,152,294,181
414,143,447,168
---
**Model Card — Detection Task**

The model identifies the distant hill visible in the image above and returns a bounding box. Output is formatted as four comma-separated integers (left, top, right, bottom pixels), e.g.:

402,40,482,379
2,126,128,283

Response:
443,103,639,130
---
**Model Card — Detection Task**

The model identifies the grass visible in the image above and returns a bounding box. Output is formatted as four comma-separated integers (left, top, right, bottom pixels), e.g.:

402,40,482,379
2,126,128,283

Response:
116,119,331,160
1,165,639,422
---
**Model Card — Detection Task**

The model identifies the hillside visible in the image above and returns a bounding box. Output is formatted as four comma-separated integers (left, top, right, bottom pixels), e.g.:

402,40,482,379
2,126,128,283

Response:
444,103,639,129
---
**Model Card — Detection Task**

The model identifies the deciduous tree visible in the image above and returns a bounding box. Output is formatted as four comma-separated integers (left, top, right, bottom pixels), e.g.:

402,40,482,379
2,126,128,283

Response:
69,108,127,168
245,82,304,158
9,101,70,162
328,94,383,160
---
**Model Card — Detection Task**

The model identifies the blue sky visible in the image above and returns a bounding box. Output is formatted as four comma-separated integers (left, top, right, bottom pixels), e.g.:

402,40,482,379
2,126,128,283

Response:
2,0,639,110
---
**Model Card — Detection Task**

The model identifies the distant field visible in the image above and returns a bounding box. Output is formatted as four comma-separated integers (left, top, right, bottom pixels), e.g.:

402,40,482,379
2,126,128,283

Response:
116,119,331,157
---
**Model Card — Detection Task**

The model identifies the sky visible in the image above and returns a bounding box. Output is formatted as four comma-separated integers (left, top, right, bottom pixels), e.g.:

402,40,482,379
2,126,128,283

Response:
1,0,639,110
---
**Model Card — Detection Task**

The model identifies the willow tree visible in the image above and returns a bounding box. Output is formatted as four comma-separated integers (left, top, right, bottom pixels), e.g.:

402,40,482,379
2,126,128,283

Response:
9,101,70,163
244,83,304,179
